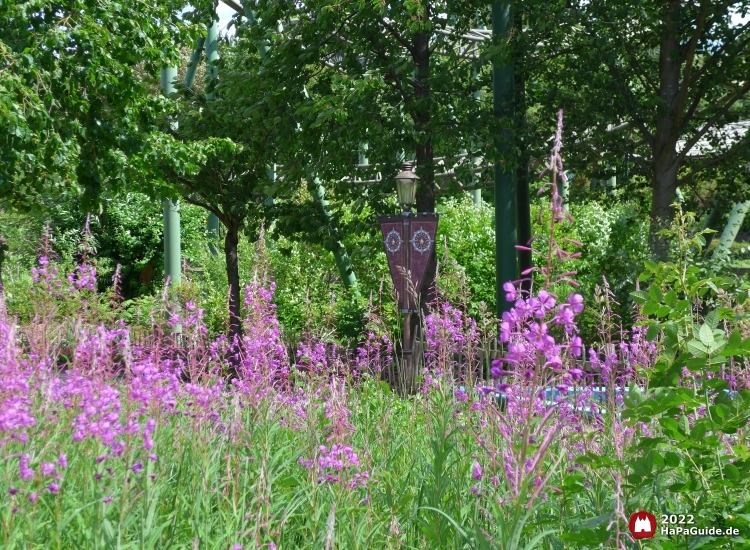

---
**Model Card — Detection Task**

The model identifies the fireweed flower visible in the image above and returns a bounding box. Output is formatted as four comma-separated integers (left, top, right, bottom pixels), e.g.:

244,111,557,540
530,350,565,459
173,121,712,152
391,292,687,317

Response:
41,463,55,477
19,454,33,480
58,454,68,469
503,281,517,302
47,483,59,494
472,461,483,481
300,443,369,487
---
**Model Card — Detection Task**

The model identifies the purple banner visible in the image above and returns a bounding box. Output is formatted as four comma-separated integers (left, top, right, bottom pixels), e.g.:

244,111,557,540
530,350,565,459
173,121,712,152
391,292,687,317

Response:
378,213,439,311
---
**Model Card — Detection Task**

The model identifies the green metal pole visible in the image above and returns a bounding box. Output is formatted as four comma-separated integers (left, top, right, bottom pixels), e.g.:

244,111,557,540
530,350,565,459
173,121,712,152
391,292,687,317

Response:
309,177,358,290
712,201,750,261
493,1,517,318
183,37,205,89
560,172,572,205
472,15,484,207
701,200,720,251
160,66,181,286
206,19,219,83
205,18,221,255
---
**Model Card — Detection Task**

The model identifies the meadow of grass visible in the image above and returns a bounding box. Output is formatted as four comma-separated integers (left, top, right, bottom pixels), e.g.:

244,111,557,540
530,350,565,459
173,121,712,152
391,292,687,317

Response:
0,223,651,549
3,114,750,550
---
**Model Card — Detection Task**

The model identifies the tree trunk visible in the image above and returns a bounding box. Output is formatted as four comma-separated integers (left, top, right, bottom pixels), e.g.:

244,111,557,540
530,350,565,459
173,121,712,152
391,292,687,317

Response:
650,1,682,260
224,220,243,351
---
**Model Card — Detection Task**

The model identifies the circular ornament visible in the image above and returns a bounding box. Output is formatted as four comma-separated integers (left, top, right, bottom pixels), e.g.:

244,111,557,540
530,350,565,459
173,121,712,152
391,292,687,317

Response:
411,227,432,254
385,229,402,253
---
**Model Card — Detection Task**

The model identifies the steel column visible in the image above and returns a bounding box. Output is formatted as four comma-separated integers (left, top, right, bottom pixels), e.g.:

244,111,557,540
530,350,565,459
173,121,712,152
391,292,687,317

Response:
184,37,205,89
493,1,517,318
713,201,750,261
160,66,182,287
205,18,221,255
309,178,358,290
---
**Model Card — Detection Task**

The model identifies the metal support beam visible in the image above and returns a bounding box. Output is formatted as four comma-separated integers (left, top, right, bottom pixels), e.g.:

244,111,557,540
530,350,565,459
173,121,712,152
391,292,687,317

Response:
713,201,750,261
183,37,205,89
206,18,221,255
160,66,182,287
471,20,484,207
309,177,358,290
493,1,517,318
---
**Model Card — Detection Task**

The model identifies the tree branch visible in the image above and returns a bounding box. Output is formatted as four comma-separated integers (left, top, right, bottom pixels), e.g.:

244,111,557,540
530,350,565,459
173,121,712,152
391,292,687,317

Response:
678,133,750,187
377,17,415,56
687,20,750,89
675,0,709,128
606,61,655,148
677,81,750,161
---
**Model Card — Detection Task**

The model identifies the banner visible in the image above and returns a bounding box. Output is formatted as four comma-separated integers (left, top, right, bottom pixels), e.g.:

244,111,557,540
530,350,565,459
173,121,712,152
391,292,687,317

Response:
377,213,439,311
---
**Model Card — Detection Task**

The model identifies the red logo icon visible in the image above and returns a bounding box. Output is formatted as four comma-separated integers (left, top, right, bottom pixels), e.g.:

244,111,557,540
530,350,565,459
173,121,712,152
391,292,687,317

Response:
628,510,657,539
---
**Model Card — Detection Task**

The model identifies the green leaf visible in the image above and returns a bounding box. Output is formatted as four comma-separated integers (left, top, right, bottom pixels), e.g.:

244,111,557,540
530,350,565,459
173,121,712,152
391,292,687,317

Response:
630,290,651,305
665,451,680,467
656,305,671,318
649,285,664,303
523,529,558,550
687,340,709,358
725,464,740,481
699,324,714,347
690,422,707,440
642,301,660,316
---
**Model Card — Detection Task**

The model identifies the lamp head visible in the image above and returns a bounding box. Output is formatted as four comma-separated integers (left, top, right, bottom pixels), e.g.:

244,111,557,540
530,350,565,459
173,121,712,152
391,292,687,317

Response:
395,161,419,210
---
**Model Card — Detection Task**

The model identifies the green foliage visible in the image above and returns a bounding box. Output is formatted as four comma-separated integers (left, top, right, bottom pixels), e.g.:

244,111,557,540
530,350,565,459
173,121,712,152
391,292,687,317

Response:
434,195,496,317
564,200,651,340
0,0,210,213
565,207,750,548
524,0,750,231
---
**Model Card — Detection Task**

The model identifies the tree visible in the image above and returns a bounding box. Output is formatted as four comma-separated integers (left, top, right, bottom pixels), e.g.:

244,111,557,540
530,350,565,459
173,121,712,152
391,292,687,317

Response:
1,0,206,300
241,0,497,322
523,0,750,258
137,36,294,360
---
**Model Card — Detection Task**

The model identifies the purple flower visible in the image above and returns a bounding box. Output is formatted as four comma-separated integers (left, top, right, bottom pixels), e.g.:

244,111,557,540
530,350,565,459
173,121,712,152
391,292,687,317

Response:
41,462,55,477
19,454,34,480
131,462,143,473
9,487,18,496
47,483,59,494
103,496,112,504
58,454,68,469
537,290,556,315
567,293,584,313
472,461,482,481
29,493,38,504
570,336,582,357
503,281,517,302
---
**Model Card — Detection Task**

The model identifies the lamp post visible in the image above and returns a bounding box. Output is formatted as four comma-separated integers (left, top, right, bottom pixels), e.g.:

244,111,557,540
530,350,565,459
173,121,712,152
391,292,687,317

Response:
378,162,439,393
